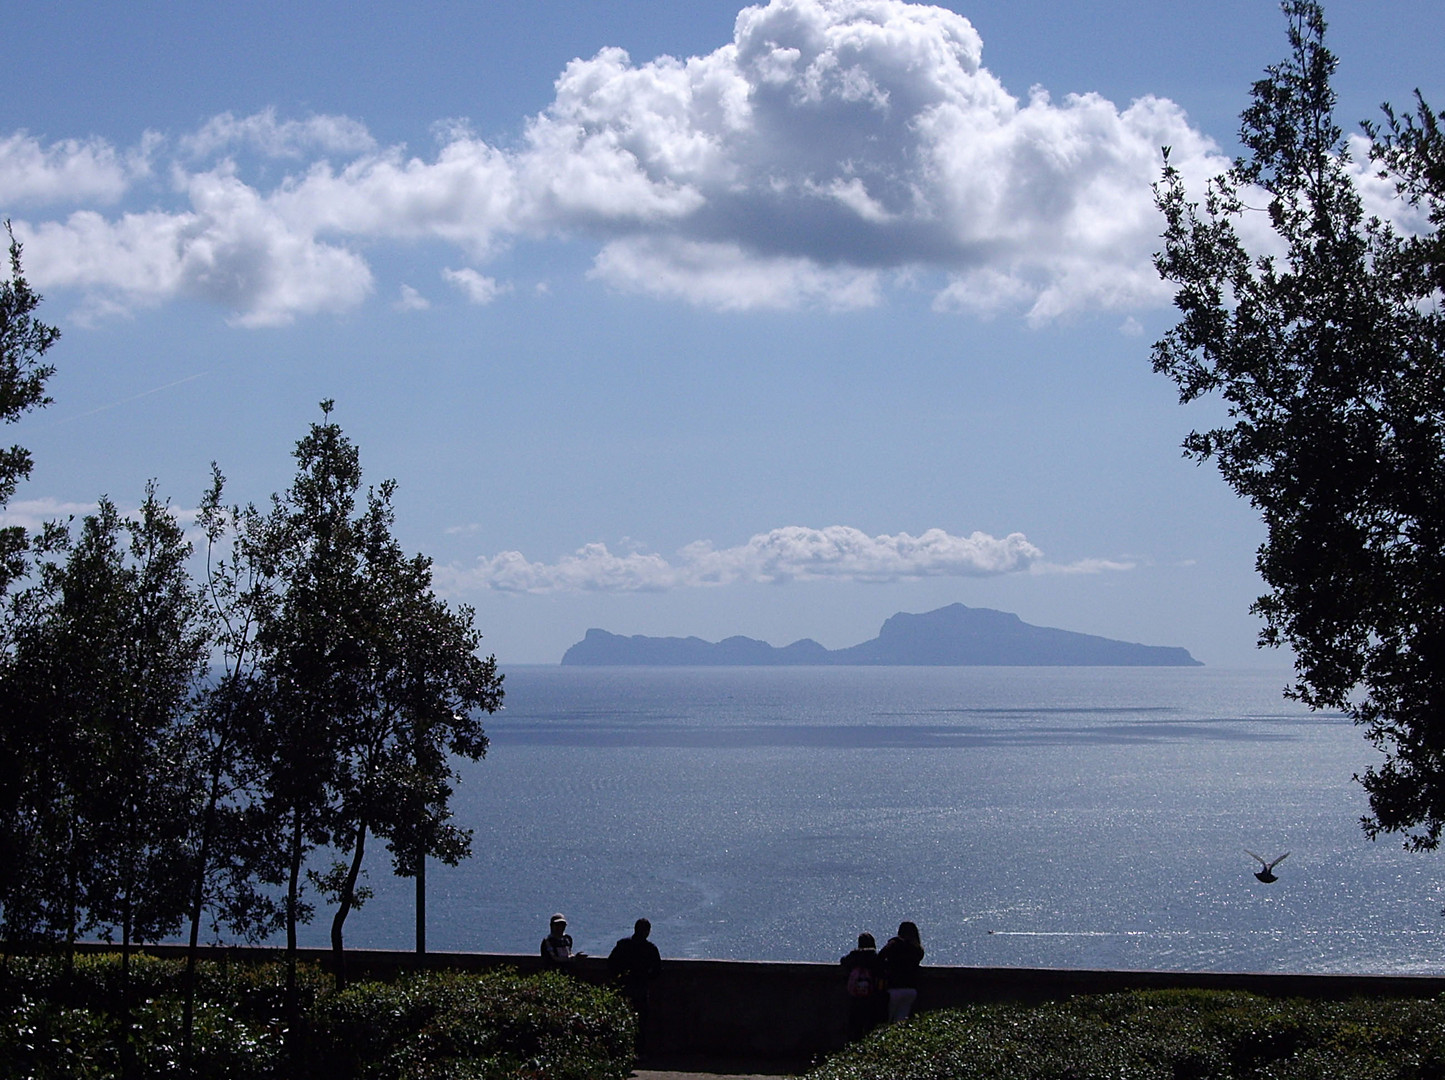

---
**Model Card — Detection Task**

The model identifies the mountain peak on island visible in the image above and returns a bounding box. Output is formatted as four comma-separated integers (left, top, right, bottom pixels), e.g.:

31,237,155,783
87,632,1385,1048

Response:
561,603,1201,667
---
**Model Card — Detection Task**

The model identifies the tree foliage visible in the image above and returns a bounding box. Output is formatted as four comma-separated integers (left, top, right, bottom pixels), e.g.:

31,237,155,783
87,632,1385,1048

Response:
0,490,211,1079
0,219,502,1052
0,492,205,950
1,399,503,1004
0,222,58,591
223,401,503,993
1153,2,1445,846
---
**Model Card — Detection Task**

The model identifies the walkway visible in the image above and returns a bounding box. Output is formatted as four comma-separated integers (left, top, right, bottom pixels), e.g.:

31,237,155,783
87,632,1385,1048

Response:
632,1054,803,1079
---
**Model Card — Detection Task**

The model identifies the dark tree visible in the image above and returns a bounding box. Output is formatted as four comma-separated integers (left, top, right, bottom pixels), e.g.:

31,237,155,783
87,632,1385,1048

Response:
88,491,209,1079
247,407,358,1022
1154,2,1445,846
249,402,502,1000
176,467,286,1069
0,222,58,592
81,490,208,947
0,225,59,913
0,519,95,951
339,485,501,960
0,491,207,1078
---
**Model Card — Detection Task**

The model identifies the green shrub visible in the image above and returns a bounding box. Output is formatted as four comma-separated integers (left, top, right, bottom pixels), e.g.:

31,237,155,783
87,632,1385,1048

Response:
307,968,636,1080
0,953,302,1080
805,990,1445,1080
0,994,114,1080
0,989,282,1080
0,954,612,1080
0,954,636,1079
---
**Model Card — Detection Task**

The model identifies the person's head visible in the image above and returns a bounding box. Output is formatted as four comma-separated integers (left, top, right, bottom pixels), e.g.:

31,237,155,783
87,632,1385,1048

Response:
898,921,920,946
550,913,567,935
634,918,651,939
857,932,876,950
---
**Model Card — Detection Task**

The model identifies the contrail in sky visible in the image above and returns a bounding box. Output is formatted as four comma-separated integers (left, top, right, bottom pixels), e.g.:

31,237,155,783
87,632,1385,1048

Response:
45,371,210,425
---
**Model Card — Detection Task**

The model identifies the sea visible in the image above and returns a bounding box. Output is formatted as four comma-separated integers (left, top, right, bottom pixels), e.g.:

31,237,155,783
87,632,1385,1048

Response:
306,665,1445,975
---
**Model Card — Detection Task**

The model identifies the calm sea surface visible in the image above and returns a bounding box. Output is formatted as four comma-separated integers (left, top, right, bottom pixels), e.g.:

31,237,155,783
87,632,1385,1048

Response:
313,665,1445,974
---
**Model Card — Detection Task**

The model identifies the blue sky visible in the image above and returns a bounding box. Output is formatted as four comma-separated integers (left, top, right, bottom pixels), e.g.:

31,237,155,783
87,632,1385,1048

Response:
3,1,1441,665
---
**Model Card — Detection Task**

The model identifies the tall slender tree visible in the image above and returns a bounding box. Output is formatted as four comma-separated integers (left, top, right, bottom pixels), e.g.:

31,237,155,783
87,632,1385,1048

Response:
1,491,206,1078
1154,2,1445,846
177,467,285,1071
248,402,502,999
0,222,58,594
326,479,501,967
248,406,359,1028
0,225,60,929
0,519,93,951
86,491,208,1080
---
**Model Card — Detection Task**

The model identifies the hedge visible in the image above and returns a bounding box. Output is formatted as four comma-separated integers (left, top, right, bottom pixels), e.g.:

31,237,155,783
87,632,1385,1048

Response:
0,954,634,1080
308,968,635,1080
805,989,1445,1080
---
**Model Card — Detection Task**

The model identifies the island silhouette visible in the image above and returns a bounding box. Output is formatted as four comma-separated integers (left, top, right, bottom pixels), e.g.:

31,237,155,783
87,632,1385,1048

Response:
561,603,1202,666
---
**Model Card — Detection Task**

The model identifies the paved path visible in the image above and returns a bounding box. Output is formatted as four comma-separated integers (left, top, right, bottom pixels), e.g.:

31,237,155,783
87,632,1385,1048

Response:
630,1056,801,1079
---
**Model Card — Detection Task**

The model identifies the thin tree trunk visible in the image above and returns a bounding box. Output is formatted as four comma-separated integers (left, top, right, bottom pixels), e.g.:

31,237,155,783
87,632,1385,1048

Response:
415,852,426,954
181,766,223,1078
63,818,77,989
285,810,303,1062
413,722,427,955
120,893,133,1080
330,819,368,990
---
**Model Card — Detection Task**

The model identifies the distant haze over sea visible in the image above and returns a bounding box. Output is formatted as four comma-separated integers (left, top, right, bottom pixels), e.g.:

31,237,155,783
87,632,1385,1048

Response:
562,603,1202,667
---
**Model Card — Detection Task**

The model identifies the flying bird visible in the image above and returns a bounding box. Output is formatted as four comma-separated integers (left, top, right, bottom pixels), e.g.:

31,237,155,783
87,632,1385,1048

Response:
1247,850,1289,883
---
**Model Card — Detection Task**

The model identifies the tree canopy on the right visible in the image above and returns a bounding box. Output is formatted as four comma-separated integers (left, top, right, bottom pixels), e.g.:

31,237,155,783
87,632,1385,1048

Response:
1154,1,1445,846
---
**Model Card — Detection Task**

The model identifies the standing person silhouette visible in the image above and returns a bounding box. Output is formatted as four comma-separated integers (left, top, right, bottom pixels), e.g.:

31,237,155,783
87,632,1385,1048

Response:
839,932,886,1041
608,918,663,1053
878,921,924,1022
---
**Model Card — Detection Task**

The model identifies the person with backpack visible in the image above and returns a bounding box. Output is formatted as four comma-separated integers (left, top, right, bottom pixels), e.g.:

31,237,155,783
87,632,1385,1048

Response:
541,913,584,968
839,932,886,1041
878,920,925,1022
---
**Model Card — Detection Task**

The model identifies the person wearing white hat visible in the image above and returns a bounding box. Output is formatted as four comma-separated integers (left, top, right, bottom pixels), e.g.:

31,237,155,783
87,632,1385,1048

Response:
541,913,584,967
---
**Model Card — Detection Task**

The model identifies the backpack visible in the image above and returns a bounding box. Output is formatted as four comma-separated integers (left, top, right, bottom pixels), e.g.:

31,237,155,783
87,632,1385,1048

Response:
846,963,875,998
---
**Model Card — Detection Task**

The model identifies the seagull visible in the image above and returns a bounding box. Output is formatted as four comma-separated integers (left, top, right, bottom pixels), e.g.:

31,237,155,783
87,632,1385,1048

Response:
1247,850,1289,883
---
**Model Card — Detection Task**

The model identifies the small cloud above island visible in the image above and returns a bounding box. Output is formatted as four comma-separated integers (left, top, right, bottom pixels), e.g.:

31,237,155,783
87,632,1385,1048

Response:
436,524,1131,595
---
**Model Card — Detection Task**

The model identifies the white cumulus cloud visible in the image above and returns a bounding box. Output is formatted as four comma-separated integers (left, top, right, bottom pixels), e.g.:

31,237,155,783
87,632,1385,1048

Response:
180,108,377,159
550,2,1230,317
457,544,683,594
438,524,1074,594
8,0,1253,323
0,131,152,206
590,236,881,309
18,167,375,326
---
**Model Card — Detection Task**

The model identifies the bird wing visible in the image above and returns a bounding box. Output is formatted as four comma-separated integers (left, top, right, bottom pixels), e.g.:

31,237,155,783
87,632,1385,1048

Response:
1245,849,1266,866
1267,852,1290,870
